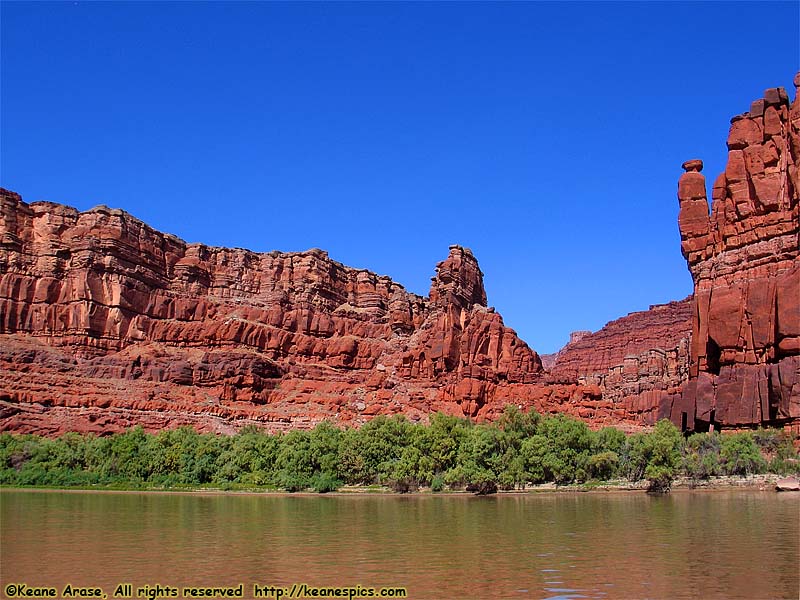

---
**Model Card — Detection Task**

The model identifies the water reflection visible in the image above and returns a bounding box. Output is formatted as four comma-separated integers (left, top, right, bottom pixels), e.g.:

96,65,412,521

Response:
1,491,798,599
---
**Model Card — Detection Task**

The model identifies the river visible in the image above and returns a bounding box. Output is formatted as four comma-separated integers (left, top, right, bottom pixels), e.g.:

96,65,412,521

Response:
1,489,797,599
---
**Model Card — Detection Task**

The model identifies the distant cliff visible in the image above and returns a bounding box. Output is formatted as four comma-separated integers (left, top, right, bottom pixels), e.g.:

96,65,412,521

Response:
547,298,693,426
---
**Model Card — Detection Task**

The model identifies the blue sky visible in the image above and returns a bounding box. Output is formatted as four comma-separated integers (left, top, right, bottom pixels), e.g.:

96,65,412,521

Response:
2,1,798,354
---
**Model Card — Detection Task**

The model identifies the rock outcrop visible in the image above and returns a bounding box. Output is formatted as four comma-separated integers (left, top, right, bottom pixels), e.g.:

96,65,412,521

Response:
548,299,693,426
0,191,543,434
549,300,692,384
674,78,800,431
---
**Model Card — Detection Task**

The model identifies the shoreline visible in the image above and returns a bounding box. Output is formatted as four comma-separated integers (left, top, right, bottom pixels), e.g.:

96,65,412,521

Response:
0,474,790,497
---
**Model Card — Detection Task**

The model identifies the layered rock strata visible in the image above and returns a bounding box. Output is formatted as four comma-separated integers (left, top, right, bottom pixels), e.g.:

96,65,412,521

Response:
1,77,797,437
0,190,542,434
548,298,693,426
674,78,800,431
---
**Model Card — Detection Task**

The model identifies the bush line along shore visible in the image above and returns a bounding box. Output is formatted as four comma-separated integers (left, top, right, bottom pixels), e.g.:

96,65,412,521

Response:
2,407,798,495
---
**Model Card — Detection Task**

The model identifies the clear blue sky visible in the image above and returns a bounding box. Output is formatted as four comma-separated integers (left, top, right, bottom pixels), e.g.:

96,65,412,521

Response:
2,2,798,354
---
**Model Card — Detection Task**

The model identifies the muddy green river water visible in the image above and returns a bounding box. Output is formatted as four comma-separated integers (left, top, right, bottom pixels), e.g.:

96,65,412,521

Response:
1,489,798,599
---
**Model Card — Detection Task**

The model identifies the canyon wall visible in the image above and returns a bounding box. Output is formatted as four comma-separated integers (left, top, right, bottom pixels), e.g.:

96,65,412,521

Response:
0,190,692,435
543,76,799,434
1,76,797,436
675,76,800,431
0,190,542,434
547,298,693,428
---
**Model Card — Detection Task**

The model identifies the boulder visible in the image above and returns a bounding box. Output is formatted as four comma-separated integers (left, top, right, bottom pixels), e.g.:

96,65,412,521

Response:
775,477,800,492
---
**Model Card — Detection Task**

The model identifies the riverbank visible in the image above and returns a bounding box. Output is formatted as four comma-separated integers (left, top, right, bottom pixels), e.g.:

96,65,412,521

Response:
1,473,791,496
4,413,798,496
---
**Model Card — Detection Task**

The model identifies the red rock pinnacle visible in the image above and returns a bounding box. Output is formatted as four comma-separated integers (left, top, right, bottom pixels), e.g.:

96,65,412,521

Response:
429,245,487,309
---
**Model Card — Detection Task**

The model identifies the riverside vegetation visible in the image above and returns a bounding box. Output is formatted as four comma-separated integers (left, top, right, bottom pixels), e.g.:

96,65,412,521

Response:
1,407,798,494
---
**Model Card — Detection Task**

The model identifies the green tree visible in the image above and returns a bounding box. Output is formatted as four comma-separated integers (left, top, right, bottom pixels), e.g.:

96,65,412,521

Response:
495,405,540,489
311,471,341,493
147,427,222,485
353,415,413,484
96,426,155,481
643,420,683,492
387,445,424,492
451,424,501,494
336,428,369,484
308,421,343,479
275,430,313,491
683,432,721,480
520,434,549,483
588,451,619,480
410,413,469,484
619,433,648,482
497,405,540,440
753,428,799,475
215,428,280,485
535,414,593,484
720,432,766,476
593,427,626,455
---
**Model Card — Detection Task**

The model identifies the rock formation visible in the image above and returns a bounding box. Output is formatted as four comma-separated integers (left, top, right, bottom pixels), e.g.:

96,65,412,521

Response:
1,75,798,437
675,77,800,431
0,191,542,434
542,76,799,434
548,298,693,426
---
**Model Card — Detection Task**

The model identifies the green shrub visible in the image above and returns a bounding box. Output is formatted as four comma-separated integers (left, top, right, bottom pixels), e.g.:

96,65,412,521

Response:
619,433,648,482
768,456,800,476
720,432,766,476
16,404,781,494
520,434,548,483
592,427,626,455
465,477,498,495
531,414,593,484
387,445,424,491
277,471,310,493
588,451,619,480
645,464,674,493
311,472,341,493
455,425,501,492
497,452,526,490
387,477,416,493
754,428,799,475
643,420,683,492
753,428,785,453
683,432,721,480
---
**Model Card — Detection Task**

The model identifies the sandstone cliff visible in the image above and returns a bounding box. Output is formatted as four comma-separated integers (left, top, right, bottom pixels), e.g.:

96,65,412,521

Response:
674,76,800,431
547,298,693,426
1,76,798,437
0,191,542,434
541,77,799,434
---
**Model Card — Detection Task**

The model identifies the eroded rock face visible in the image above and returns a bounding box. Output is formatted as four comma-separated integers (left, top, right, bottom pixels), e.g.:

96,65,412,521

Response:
549,300,692,383
552,301,692,417
2,77,797,437
0,190,543,434
546,299,693,428
676,78,800,430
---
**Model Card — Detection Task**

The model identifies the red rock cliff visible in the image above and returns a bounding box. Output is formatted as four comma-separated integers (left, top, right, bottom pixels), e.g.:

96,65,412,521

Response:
676,76,800,430
547,299,693,427
2,76,797,437
0,192,542,434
